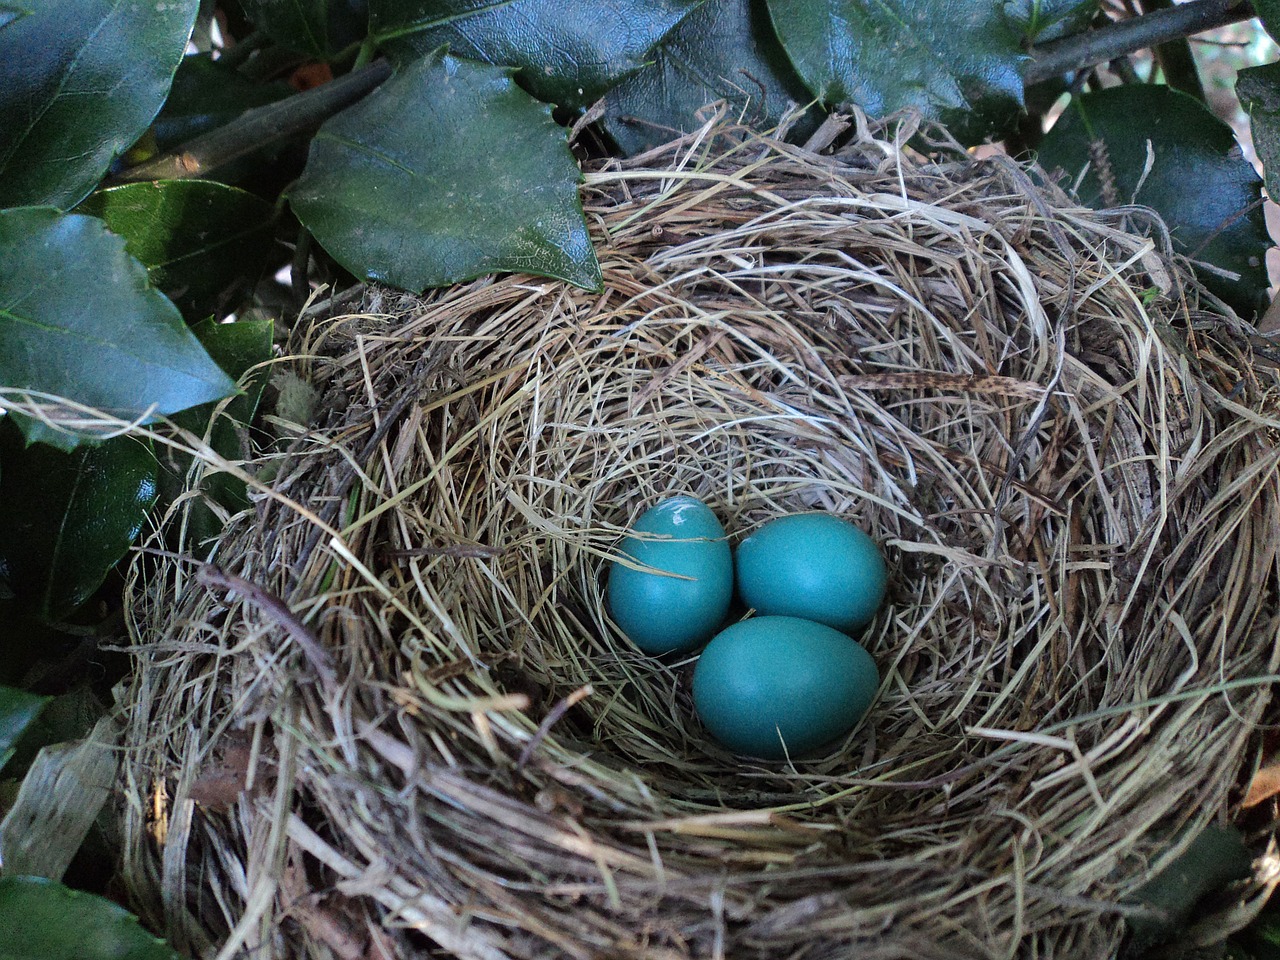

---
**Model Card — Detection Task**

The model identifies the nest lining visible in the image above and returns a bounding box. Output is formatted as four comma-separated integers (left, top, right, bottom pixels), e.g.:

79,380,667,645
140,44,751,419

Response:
120,116,1280,960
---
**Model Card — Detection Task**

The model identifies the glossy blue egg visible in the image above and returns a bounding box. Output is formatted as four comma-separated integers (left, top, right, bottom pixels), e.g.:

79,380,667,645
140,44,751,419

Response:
692,616,879,760
607,496,733,655
735,513,887,632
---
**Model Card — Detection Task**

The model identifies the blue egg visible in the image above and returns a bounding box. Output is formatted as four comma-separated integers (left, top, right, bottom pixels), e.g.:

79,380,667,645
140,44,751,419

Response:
607,496,733,655
735,513,887,632
692,616,879,760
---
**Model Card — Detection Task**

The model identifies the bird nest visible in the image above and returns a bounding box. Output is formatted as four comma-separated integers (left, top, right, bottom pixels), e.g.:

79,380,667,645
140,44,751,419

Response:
120,115,1280,960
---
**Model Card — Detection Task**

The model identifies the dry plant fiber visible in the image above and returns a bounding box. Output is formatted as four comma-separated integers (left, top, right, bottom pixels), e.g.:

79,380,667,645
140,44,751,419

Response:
120,112,1280,960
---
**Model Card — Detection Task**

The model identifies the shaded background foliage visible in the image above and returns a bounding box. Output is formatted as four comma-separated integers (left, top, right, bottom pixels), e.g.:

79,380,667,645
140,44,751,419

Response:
2,0,1280,955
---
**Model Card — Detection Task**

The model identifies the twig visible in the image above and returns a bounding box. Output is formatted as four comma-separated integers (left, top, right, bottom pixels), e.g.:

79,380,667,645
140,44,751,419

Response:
196,564,336,685
1025,0,1254,85
517,685,592,769
111,60,393,183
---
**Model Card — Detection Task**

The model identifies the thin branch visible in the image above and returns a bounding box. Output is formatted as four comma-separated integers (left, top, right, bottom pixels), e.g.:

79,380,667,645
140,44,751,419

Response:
1025,0,1254,86
111,59,393,183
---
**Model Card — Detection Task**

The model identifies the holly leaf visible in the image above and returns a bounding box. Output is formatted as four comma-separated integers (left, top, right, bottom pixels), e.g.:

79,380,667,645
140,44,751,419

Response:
0,876,179,960
764,0,1025,143
1037,85,1269,321
373,0,705,110
291,50,601,291
1254,0,1280,45
76,180,278,318
0,0,199,209
0,207,236,448
152,53,293,152
0,422,158,622
1004,0,1098,44
0,686,48,773
1238,63,1280,207
601,0,820,156
159,318,273,553
0,3,29,30
238,0,367,59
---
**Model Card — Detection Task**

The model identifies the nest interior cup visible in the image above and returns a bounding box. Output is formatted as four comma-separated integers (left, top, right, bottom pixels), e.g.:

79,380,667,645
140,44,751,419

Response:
122,118,1280,960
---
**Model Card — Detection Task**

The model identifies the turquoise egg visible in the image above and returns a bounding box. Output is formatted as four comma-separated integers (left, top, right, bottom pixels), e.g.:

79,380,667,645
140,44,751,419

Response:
735,513,887,632
607,496,733,655
692,616,879,760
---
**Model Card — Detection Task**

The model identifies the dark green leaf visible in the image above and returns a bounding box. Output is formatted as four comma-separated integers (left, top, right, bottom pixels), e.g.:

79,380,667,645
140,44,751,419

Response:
0,3,29,30
601,0,820,156
0,207,237,447
1125,824,1252,953
1004,0,1098,43
0,423,158,622
1037,85,1269,320
152,53,292,152
373,0,705,110
292,50,600,291
159,318,273,552
0,876,179,960
3,685,103,776
764,0,1024,143
0,686,48,773
0,0,199,209
1238,63,1280,207
76,180,277,318
1254,0,1280,45
238,0,367,59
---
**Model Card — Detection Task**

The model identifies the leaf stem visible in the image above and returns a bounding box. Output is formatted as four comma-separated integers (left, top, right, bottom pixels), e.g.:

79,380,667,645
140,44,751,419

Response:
216,30,267,71
352,37,377,71
1140,0,1208,102
110,60,393,183
1025,0,1254,86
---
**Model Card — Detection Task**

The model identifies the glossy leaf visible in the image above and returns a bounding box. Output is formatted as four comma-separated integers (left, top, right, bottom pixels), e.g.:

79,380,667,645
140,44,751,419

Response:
160,318,273,552
765,0,1024,143
0,0,199,209
0,876,179,960
0,207,236,447
1255,0,1280,45
1037,85,1269,320
1238,63,1280,207
1004,0,1098,43
77,180,277,318
238,0,367,59
292,50,601,291
373,0,704,110
0,686,48,773
0,422,158,622
1126,825,1251,952
152,53,293,152
0,3,28,30
601,0,820,156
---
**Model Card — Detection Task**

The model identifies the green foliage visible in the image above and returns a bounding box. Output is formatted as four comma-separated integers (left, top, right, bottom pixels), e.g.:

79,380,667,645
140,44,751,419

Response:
602,0,818,155
0,422,158,622
765,0,1025,142
1125,824,1252,955
0,0,199,209
237,0,367,59
1005,0,1099,43
0,876,180,960
77,180,278,317
1037,84,1270,320
374,0,706,109
2,4,1280,951
1238,62,1280,209
159,317,273,553
0,207,237,449
292,50,602,291
0,686,48,773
